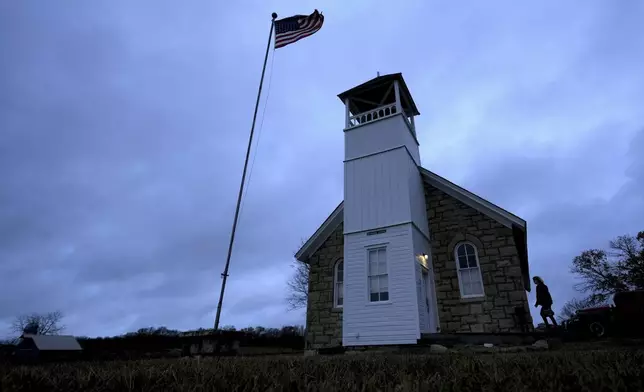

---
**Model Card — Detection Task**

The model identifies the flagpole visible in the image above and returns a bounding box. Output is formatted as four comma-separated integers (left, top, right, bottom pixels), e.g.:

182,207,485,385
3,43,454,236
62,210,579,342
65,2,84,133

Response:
214,12,278,331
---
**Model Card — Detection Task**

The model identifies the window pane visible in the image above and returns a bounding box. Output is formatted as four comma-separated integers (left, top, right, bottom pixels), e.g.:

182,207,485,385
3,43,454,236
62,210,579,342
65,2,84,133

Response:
467,254,478,268
379,275,389,291
470,268,483,295
472,280,483,296
336,262,344,282
338,283,344,299
459,269,471,286
369,250,378,274
368,250,377,264
464,243,475,256
337,297,343,306
470,269,479,286
378,249,386,264
470,268,481,284
369,260,378,275
378,261,387,275
370,293,379,302
469,268,477,284
458,255,468,269
457,245,466,257
369,276,379,294
380,291,389,301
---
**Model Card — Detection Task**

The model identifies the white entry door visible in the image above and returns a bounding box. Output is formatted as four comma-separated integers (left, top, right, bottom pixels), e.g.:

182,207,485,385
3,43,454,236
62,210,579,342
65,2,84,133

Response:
420,268,431,332
423,267,440,332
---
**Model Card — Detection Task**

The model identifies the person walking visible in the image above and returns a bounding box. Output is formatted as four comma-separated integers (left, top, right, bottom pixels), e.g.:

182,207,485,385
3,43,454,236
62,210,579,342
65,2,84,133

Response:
533,276,558,328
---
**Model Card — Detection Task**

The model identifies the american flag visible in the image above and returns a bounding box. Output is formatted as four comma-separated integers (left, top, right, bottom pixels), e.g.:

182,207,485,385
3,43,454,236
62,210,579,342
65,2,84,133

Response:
274,10,324,49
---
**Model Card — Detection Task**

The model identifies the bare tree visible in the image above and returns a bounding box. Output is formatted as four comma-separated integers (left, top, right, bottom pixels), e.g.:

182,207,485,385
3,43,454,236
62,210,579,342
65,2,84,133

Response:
570,230,644,305
286,258,310,311
611,232,644,289
11,311,65,336
286,238,311,311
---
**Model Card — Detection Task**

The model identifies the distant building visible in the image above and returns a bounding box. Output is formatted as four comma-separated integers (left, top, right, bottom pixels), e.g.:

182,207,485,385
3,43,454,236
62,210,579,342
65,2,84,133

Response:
15,334,83,361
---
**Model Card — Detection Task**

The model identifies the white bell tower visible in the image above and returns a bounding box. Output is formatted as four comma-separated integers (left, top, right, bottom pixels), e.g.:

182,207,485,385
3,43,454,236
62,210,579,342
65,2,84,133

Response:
339,73,437,346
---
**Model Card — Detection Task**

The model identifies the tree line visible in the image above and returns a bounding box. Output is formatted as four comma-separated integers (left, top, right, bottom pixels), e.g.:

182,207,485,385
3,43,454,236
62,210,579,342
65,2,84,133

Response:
1,312,305,348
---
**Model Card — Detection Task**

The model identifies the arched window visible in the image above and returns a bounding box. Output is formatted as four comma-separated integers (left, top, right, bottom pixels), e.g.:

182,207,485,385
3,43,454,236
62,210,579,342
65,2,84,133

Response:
454,242,484,298
334,259,344,308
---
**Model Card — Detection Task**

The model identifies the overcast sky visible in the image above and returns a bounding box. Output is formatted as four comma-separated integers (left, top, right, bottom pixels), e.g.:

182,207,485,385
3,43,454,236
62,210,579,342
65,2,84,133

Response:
1,0,643,339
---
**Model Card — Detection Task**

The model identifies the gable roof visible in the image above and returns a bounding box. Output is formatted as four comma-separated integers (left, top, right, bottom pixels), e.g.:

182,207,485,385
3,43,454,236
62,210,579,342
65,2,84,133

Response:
21,334,82,351
295,167,531,291
294,201,343,263
418,167,525,229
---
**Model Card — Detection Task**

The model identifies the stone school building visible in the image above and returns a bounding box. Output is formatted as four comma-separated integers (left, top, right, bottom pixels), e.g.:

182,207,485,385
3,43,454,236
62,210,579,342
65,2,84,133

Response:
295,73,533,350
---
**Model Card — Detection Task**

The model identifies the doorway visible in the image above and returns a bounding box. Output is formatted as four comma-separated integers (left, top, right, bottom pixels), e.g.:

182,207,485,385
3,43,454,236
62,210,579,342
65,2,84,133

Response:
420,267,431,332
422,267,439,333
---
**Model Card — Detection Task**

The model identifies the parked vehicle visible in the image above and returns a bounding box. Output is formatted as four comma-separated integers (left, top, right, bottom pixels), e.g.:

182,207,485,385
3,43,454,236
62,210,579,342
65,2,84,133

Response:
565,306,613,339
613,290,644,336
565,290,644,339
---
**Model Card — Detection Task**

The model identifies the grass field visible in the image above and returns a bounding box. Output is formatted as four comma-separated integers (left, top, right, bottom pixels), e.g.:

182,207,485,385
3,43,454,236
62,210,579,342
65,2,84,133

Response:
2,349,643,391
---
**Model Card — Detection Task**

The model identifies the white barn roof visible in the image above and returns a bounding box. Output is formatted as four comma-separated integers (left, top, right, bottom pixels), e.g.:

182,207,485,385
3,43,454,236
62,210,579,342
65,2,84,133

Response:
21,334,82,351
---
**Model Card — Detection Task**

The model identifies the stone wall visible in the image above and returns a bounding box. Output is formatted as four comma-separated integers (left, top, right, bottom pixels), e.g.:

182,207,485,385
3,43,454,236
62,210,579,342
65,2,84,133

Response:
425,183,533,332
305,182,533,346
305,223,344,349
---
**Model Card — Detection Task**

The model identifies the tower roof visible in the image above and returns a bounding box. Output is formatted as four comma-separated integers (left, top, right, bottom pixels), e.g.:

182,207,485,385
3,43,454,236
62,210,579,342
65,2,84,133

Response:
337,73,420,116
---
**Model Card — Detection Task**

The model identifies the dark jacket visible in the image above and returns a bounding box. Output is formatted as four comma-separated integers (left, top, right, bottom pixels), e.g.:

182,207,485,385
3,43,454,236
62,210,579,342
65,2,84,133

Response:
535,283,553,307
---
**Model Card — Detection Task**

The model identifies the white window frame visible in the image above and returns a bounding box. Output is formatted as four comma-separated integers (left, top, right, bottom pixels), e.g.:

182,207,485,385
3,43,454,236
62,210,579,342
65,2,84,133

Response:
454,241,485,299
367,246,389,303
333,259,344,308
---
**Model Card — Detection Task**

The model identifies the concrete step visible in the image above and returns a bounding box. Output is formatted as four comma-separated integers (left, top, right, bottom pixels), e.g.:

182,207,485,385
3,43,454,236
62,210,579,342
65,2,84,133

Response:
418,331,560,347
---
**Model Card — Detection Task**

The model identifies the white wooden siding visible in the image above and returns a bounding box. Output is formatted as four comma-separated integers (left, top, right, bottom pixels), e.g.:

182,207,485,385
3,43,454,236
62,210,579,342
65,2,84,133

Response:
345,115,421,165
408,162,430,238
342,224,420,346
345,148,424,234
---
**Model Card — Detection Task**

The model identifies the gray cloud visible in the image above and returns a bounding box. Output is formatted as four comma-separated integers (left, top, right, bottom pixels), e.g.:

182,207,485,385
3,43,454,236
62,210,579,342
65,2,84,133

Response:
461,126,644,311
1,0,643,338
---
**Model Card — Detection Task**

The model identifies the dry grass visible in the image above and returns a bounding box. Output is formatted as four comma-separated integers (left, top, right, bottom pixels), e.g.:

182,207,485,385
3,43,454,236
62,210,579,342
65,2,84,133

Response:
2,349,643,391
